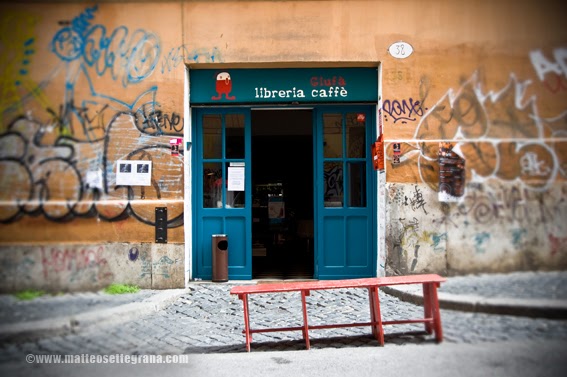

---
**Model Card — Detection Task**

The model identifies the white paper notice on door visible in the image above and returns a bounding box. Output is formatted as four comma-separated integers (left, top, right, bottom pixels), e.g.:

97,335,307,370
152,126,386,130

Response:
227,166,245,191
116,160,152,186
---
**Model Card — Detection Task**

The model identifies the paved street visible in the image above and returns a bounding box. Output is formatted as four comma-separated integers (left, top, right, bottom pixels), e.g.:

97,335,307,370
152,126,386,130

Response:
1,281,567,362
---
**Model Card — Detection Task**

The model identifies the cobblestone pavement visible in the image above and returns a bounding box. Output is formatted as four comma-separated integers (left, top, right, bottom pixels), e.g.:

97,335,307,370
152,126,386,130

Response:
2,271,564,326
1,283,567,363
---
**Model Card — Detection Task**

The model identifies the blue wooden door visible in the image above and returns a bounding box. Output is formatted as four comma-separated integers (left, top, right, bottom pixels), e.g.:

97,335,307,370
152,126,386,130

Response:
314,107,376,279
193,109,251,279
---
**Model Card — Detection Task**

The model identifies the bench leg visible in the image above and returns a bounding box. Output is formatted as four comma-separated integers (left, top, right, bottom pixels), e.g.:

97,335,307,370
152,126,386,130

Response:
428,283,443,342
239,293,252,352
422,283,433,334
368,287,384,346
367,288,377,339
301,290,311,350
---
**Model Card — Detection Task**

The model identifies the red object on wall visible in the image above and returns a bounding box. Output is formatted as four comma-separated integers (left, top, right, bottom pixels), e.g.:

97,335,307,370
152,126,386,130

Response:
212,72,236,100
371,135,385,171
170,138,182,156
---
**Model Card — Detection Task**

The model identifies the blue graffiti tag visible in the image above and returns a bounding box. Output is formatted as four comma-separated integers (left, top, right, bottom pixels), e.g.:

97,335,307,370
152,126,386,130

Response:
473,232,491,254
161,45,221,74
51,5,161,87
48,6,162,135
431,232,448,253
510,228,527,248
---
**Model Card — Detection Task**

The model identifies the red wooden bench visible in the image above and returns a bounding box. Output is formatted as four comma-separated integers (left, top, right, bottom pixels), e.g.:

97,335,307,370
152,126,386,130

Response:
230,274,446,352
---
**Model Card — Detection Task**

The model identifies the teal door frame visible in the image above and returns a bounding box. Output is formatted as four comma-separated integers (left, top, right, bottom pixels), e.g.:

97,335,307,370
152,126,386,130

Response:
192,108,252,280
192,105,377,280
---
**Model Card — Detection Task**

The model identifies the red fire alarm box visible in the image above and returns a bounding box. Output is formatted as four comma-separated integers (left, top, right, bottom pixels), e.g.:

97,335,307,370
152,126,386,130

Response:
371,135,384,171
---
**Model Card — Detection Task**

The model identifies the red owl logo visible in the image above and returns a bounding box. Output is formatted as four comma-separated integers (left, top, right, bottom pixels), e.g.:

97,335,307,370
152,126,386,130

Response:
212,72,236,100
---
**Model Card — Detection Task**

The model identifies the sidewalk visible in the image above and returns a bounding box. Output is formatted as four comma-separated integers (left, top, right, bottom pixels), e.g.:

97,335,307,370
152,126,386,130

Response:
1,271,566,344
383,270,567,319
0,289,186,343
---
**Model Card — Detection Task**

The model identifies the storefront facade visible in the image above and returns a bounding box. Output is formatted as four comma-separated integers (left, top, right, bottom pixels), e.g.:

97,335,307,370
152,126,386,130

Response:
0,1,565,291
189,68,379,280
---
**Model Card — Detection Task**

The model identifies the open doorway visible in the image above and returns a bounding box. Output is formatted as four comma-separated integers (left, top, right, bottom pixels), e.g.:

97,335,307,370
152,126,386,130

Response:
251,109,314,279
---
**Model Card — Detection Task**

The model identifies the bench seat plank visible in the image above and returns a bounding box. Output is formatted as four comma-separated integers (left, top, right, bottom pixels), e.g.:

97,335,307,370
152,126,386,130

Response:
230,277,381,295
229,274,445,296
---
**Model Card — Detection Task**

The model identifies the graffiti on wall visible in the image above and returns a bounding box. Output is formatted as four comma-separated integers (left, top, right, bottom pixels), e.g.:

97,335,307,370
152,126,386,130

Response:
382,98,426,124
139,250,177,279
454,183,566,227
388,184,446,273
41,245,114,284
382,76,430,125
161,45,221,73
383,47,567,272
0,112,184,225
388,68,566,194
388,180,566,274
51,5,160,86
439,182,566,256
387,209,447,273
0,12,52,120
390,184,429,214
0,5,223,227
530,47,567,94
0,244,185,290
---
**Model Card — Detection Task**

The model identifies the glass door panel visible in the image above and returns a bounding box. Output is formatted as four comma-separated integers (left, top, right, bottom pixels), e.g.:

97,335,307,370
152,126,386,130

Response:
315,106,375,279
194,109,251,280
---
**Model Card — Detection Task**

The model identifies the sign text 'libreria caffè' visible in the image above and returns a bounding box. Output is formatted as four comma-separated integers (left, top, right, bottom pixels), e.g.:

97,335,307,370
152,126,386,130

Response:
190,68,378,105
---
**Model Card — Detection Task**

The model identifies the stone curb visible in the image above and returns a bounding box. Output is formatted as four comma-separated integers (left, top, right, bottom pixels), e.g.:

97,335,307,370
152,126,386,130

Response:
0,289,187,344
381,286,567,319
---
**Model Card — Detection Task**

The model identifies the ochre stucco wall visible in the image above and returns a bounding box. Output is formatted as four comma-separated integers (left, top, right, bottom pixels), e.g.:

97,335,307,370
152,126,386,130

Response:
0,1,566,289
0,2,186,244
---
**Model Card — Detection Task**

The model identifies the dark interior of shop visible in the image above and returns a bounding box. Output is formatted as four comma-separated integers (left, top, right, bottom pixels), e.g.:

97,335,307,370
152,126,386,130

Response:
251,109,314,279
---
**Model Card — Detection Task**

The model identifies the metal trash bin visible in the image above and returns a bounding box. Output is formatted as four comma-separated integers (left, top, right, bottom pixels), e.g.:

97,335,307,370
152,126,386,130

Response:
212,234,228,282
